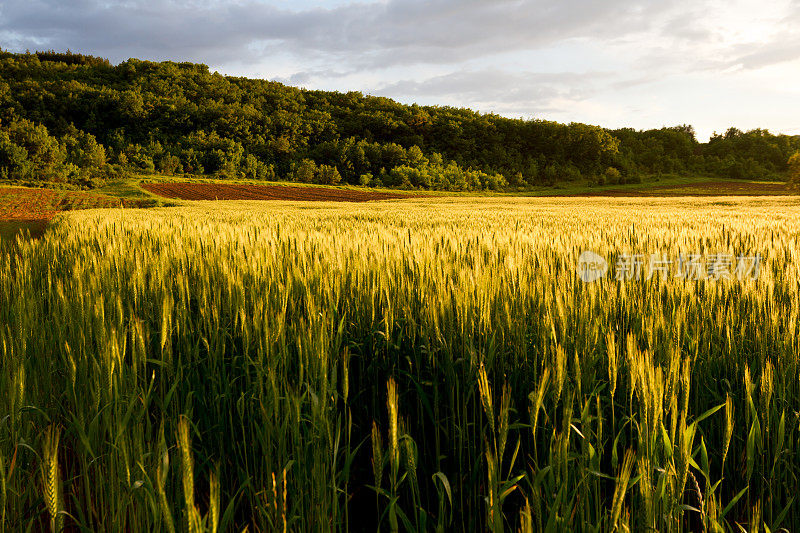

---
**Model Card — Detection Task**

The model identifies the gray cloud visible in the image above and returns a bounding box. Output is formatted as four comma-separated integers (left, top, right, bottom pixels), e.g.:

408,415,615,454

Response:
723,7,800,71
0,0,679,69
372,69,612,115
733,41,800,70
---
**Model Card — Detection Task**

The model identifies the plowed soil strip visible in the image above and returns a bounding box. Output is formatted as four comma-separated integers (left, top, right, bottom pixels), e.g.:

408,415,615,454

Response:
0,187,124,219
141,183,412,202
0,187,126,239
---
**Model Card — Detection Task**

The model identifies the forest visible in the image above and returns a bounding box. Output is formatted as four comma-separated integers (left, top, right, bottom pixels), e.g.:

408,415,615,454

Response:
1,49,799,191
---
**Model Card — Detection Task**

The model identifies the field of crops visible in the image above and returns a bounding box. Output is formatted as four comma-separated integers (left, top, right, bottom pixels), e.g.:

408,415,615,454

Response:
1,196,800,532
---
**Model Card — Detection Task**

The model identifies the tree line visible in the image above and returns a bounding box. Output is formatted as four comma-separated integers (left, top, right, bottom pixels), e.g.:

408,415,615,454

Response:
1,50,799,190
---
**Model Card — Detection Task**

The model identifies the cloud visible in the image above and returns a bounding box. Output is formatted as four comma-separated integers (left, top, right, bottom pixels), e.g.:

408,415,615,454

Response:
722,5,800,71
0,0,679,69
6,0,784,84
373,69,613,115
732,41,800,70
653,0,800,72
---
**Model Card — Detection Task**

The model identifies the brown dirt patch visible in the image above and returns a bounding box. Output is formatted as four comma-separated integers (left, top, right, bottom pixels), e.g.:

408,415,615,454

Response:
0,187,129,240
141,183,413,202
578,180,793,197
0,187,125,219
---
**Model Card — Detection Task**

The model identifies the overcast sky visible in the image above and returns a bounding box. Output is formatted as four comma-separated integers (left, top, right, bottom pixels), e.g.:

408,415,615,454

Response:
2,0,799,140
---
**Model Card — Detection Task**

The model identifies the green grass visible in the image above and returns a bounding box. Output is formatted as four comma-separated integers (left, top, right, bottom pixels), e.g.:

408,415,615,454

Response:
95,178,164,201
507,175,786,196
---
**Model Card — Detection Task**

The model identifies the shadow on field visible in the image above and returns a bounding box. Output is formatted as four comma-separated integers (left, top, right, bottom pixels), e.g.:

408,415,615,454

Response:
0,219,49,241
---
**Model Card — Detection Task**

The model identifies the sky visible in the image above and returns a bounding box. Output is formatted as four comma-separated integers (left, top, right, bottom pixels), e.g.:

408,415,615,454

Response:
2,0,799,141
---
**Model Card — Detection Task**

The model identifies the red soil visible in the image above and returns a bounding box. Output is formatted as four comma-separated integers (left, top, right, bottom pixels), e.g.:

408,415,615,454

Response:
0,187,123,219
0,187,124,239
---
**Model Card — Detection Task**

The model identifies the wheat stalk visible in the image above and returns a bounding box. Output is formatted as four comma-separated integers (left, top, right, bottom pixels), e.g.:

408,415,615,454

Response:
40,425,62,533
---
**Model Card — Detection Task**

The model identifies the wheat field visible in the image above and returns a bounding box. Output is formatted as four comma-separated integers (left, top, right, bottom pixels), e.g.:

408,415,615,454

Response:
1,196,799,532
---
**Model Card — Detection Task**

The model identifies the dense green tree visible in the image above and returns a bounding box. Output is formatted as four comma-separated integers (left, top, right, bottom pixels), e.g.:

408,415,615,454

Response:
0,130,31,180
315,164,342,185
0,117,70,181
604,167,622,185
62,125,106,169
293,159,316,183
157,154,182,175
0,50,798,190
123,144,155,173
788,152,800,191
242,154,275,181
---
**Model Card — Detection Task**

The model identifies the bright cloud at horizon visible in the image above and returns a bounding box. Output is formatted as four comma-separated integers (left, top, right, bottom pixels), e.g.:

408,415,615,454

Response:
2,0,799,141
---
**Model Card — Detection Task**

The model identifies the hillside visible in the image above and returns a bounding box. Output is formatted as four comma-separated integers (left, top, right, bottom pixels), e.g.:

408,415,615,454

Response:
1,50,799,191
